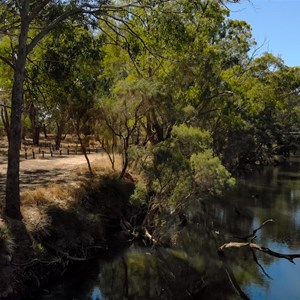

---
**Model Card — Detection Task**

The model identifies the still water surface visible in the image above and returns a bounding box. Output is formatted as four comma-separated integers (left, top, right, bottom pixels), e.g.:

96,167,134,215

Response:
37,157,300,300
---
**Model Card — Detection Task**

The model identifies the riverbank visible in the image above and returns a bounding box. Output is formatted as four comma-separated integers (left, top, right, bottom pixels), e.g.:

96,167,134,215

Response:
0,158,136,299
37,157,300,300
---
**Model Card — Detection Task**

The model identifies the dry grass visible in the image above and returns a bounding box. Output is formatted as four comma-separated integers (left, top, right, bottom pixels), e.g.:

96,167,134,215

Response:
0,149,135,260
74,155,123,176
0,137,139,299
21,184,79,241
18,156,134,254
21,184,75,208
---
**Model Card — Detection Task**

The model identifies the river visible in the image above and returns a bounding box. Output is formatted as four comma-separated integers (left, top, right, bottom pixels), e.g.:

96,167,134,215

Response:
35,156,300,300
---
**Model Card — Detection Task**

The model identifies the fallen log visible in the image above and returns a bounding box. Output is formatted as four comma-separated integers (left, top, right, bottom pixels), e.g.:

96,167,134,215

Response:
217,219,300,299
218,241,300,264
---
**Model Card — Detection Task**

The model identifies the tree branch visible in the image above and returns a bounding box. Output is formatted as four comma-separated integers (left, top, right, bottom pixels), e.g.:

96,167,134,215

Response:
234,219,274,241
28,0,52,22
0,54,15,70
218,242,300,264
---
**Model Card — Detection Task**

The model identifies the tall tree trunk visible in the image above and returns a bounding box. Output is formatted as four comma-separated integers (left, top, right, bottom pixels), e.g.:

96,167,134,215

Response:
1,105,10,142
55,122,64,150
32,126,41,146
29,103,41,146
43,123,48,139
5,6,29,220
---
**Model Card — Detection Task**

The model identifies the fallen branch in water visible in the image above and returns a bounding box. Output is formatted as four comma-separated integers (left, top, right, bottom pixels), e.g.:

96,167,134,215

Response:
234,219,274,241
218,242,300,264
218,219,300,299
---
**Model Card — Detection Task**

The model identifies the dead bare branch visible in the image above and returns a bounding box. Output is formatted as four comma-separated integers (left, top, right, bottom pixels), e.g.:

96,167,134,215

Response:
218,241,300,264
234,219,274,241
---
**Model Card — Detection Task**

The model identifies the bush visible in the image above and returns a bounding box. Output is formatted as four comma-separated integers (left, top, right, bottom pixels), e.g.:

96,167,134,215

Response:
190,150,235,195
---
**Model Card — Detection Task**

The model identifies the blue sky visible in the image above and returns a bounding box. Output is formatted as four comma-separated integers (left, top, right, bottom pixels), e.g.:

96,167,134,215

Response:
228,0,300,67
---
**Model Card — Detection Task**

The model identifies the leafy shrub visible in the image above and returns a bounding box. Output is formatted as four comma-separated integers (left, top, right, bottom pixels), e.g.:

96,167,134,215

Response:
172,124,212,157
190,149,235,195
130,182,148,205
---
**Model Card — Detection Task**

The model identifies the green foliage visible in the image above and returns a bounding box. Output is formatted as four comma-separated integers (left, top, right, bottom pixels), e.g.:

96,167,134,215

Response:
172,124,212,156
1,0,299,231
130,182,148,206
190,150,235,195
216,53,300,170
131,125,235,209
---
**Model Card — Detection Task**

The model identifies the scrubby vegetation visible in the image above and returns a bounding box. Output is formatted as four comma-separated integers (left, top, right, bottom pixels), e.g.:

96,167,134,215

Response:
0,160,135,299
0,0,300,298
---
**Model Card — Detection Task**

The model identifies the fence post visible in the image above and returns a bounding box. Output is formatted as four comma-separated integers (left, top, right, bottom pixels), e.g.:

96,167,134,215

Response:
32,150,35,159
25,150,27,159
42,151,44,158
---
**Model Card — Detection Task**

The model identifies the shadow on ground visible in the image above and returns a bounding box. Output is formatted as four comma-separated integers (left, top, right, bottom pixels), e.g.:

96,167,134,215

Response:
0,168,73,201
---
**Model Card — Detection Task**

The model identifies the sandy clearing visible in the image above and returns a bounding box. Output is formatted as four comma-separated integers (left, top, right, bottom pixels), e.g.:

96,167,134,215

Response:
0,152,112,197
0,152,107,174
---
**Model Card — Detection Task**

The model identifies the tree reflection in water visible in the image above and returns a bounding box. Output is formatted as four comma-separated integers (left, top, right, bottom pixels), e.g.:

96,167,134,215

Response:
37,158,300,300
90,158,300,299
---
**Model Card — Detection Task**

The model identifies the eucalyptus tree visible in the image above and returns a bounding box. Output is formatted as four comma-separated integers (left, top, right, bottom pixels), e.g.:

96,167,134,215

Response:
95,1,252,224
215,53,300,170
29,23,104,168
0,0,245,221
0,35,14,141
0,0,195,220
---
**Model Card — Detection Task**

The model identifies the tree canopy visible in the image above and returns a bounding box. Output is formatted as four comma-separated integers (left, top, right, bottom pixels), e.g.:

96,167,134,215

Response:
0,0,299,220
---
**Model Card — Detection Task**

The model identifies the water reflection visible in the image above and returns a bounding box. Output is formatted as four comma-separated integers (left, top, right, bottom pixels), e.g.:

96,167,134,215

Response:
37,157,300,300
91,287,105,300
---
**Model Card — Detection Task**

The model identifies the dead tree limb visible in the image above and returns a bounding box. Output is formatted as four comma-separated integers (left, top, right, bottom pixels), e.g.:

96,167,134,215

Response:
218,242,300,264
218,219,300,298
234,219,274,241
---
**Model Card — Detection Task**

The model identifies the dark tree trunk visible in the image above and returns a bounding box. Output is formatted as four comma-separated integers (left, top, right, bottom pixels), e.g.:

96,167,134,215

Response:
55,122,64,150
151,109,164,143
6,73,25,219
42,124,48,139
32,126,41,146
1,105,10,142
5,6,29,220
29,103,41,146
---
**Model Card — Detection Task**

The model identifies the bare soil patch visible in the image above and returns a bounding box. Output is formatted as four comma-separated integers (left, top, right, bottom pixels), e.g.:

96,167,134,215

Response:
0,152,115,199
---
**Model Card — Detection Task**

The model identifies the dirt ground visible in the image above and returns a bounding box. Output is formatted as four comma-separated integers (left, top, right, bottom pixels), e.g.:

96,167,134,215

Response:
0,152,112,199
